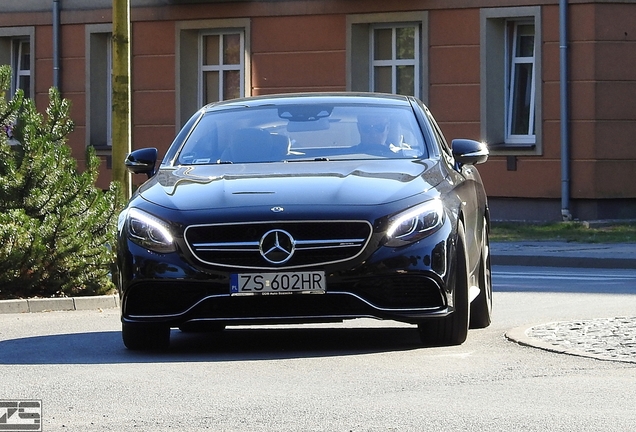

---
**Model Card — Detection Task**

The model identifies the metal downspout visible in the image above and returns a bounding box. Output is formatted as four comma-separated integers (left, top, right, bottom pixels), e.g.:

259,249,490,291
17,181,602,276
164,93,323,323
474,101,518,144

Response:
560,0,572,221
53,0,61,90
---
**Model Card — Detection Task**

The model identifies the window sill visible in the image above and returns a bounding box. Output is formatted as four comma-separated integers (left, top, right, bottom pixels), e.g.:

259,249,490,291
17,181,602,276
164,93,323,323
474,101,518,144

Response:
487,142,541,157
91,145,112,153
488,142,535,150
91,146,114,161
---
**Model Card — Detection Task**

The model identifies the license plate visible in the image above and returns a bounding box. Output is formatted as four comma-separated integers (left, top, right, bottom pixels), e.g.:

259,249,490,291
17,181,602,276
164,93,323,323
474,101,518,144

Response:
230,271,326,295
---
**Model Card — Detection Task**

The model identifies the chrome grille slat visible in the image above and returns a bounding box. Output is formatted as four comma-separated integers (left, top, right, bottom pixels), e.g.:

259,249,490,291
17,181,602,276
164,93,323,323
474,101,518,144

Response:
193,241,260,247
294,244,362,250
192,241,260,252
295,238,366,246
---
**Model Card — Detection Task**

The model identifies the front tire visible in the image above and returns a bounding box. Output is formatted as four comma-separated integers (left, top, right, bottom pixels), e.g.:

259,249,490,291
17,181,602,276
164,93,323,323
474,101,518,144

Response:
470,218,493,329
418,221,470,346
122,322,170,350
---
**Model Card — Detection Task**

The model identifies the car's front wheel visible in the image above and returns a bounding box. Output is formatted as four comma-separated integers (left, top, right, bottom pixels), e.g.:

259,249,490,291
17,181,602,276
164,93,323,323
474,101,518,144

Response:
122,322,170,350
470,217,492,329
418,221,470,346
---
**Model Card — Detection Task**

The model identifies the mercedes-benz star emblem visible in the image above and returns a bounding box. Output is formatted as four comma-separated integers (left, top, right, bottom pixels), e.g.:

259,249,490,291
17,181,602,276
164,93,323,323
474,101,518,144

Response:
259,229,295,264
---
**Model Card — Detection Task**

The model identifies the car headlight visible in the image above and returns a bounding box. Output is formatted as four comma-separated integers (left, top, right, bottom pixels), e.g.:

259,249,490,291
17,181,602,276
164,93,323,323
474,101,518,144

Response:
385,199,444,247
125,208,176,253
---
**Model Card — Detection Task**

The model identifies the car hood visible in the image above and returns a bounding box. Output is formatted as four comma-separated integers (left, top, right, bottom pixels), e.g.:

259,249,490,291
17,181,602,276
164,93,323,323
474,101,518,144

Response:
135,159,446,211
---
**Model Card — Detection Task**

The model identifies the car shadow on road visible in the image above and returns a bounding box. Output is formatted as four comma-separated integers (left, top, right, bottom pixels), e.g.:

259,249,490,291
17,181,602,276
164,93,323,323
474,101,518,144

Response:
0,326,426,365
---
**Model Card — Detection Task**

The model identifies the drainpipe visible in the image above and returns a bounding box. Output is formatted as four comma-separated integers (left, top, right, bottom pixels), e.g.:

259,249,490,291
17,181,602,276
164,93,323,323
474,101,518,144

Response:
52,0,61,90
560,0,572,221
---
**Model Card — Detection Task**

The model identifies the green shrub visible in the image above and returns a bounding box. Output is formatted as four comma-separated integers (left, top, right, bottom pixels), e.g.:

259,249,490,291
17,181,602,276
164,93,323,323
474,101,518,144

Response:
0,65,124,299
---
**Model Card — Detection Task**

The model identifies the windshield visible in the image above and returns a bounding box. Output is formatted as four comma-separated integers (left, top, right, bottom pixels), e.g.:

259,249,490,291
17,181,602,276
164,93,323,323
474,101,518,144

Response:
176,103,428,165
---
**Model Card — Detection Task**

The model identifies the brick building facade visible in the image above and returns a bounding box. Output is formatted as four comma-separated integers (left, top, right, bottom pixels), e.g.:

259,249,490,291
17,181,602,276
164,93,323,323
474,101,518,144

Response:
1,0,635,221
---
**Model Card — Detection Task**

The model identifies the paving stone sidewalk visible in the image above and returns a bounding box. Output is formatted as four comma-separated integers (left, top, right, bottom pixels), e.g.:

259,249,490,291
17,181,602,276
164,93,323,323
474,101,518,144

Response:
507,317,636,364
498,241,636,364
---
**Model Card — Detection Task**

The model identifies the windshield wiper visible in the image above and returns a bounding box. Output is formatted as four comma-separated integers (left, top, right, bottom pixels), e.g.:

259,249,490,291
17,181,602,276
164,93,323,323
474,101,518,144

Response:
288,157,331,162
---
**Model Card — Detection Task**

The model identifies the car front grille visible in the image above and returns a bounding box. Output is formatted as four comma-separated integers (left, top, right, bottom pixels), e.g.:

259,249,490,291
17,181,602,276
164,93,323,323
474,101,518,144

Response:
184,221,373,270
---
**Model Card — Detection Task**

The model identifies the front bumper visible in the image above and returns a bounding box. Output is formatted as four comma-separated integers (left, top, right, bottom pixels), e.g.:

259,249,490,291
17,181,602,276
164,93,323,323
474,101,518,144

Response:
118,222,455,328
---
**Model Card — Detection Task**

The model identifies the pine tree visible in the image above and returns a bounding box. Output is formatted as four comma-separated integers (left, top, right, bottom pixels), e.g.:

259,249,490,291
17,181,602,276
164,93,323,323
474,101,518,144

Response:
0,65,124,299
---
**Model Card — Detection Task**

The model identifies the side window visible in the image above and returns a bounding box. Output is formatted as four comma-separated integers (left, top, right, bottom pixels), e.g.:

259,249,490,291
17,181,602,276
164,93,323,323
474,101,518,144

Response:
426,108,452,158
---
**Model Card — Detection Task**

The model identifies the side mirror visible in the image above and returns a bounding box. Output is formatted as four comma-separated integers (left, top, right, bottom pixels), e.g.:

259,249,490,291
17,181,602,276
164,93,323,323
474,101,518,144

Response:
125,148,158,178
451,139,488,165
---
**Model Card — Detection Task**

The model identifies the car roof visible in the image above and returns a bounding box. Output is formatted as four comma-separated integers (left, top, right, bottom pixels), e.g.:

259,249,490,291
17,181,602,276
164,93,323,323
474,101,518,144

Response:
201,92,413,113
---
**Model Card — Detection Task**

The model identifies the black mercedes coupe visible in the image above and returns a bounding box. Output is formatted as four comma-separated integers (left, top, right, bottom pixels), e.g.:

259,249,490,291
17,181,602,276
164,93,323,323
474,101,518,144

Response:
116,93,491,350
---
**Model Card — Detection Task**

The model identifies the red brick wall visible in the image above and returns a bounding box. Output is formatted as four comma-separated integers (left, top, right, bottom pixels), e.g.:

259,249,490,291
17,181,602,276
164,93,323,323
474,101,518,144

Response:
251,15,346,95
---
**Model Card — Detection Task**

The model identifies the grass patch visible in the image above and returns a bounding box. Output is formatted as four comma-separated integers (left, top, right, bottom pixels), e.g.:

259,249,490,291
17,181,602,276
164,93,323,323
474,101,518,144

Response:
490,221,636,243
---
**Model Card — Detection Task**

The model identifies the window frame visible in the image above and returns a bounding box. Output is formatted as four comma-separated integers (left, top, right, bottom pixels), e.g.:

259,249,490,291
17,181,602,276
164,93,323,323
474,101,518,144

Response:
505,20,536,145
0,27,35,100
480,7,542,156
369,23,421,98
198,30,245,107
85,24,113,151
347,12,428,103
176,19,251,131
12,38,31,98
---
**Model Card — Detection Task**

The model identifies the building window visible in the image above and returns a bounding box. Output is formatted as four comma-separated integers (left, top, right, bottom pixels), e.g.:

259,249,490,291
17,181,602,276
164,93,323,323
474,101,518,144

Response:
0,29,33,145
347,12,428,102
86,25,113,149
506,22,535,144
0,29,34,100
199,31,244,106
12,38,31,98
370,24,420,97
481,7,541,155
106,38,112,147
177,19,251,128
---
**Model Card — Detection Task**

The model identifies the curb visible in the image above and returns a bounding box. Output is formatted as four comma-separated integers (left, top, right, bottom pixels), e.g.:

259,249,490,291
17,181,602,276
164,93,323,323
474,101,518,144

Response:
0,294,119,315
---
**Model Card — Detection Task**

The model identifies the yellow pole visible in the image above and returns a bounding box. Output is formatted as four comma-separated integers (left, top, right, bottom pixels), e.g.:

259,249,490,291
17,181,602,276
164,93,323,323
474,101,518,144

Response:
111,0,131,199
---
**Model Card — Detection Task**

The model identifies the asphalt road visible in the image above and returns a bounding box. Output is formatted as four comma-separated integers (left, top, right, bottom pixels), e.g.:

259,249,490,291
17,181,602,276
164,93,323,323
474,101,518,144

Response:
1,266,635,431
